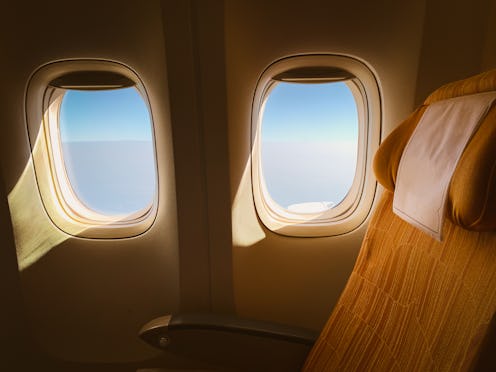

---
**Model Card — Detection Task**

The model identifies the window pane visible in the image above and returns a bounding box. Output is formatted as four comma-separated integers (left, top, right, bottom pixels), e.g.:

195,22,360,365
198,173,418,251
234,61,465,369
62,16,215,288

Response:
261,82,358,213
59,87,156,216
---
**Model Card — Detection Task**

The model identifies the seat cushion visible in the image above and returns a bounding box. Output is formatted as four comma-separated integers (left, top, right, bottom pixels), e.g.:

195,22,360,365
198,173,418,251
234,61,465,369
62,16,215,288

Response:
373,69,496,231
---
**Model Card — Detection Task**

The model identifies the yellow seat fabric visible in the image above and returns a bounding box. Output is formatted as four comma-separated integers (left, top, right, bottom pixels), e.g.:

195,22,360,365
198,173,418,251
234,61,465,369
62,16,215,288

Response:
303,71,496,371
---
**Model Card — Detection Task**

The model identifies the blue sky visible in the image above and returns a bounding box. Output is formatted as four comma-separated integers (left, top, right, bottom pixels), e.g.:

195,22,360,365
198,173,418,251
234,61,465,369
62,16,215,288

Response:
261,81,359,209
59,87,156,215
262,82,358,143
60,87,153,142
57,82,358,215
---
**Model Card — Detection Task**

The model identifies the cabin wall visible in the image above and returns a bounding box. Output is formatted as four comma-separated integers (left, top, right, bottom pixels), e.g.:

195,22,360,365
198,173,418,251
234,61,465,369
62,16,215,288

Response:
226,0,427,330
161,0,234,315
0,0,495,367
226,0,496,332
2,0,180,364
414,0,495,104
482,0,496,70
0,169,25,365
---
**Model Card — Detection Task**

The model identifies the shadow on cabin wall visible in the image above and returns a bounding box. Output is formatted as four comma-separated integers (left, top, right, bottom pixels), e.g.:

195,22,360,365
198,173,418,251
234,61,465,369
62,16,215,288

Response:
414,0,496,105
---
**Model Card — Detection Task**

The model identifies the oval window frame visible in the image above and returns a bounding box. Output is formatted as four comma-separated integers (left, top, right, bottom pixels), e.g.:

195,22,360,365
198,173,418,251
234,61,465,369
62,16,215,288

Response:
25,60,159,239
251,55,381,237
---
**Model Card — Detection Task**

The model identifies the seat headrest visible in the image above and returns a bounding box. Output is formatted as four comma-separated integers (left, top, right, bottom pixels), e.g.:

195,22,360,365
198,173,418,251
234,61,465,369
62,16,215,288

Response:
374,69,496,231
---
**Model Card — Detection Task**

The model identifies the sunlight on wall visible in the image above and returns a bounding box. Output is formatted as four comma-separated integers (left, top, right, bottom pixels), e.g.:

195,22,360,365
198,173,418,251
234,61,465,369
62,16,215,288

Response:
10,104,158,269
231,159,266,247
8,134,71,270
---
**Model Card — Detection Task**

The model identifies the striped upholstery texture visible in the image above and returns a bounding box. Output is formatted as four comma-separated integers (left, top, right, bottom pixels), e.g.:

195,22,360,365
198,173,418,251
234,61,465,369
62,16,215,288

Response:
303,193,496,371
304,71,496,371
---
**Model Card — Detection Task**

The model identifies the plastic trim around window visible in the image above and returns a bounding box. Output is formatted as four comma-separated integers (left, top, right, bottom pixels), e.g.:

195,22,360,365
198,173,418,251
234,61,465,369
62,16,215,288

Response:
251,55,381,237
25,60,159,239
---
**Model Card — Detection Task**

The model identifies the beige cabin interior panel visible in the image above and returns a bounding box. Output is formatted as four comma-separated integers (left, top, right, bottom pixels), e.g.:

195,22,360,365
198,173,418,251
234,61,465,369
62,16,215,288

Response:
2,0,179,363
0,0,495,367
226,0,427,330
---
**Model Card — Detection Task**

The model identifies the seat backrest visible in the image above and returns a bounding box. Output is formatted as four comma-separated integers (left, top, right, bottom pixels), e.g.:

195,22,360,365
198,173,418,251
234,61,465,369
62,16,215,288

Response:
303,70,496,371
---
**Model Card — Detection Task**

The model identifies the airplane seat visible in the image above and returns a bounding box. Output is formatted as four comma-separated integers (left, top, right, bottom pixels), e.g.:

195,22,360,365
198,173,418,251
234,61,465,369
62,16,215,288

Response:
303,69,496,371
140,70,496,372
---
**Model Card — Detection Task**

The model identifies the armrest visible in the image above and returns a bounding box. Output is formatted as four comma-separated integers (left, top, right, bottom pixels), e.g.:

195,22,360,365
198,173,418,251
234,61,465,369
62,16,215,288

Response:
139,313,319,372
139,313,318,350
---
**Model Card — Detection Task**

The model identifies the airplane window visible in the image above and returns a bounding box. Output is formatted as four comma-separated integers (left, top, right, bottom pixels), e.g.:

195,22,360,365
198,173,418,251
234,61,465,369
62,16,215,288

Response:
25,61,159,238
261,82,358,213
251,55,381,237
59,87,156,216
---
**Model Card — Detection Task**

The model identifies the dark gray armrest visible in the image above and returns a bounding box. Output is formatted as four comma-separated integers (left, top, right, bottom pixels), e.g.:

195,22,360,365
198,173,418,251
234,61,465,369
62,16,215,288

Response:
139,314,318,371
139,313,318,350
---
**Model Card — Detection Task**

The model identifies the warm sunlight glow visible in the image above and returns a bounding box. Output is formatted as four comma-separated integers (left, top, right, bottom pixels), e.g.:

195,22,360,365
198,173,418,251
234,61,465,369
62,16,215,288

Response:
232,161,266,247
251,55,381,237
21,64,159,244
8,130,73,270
